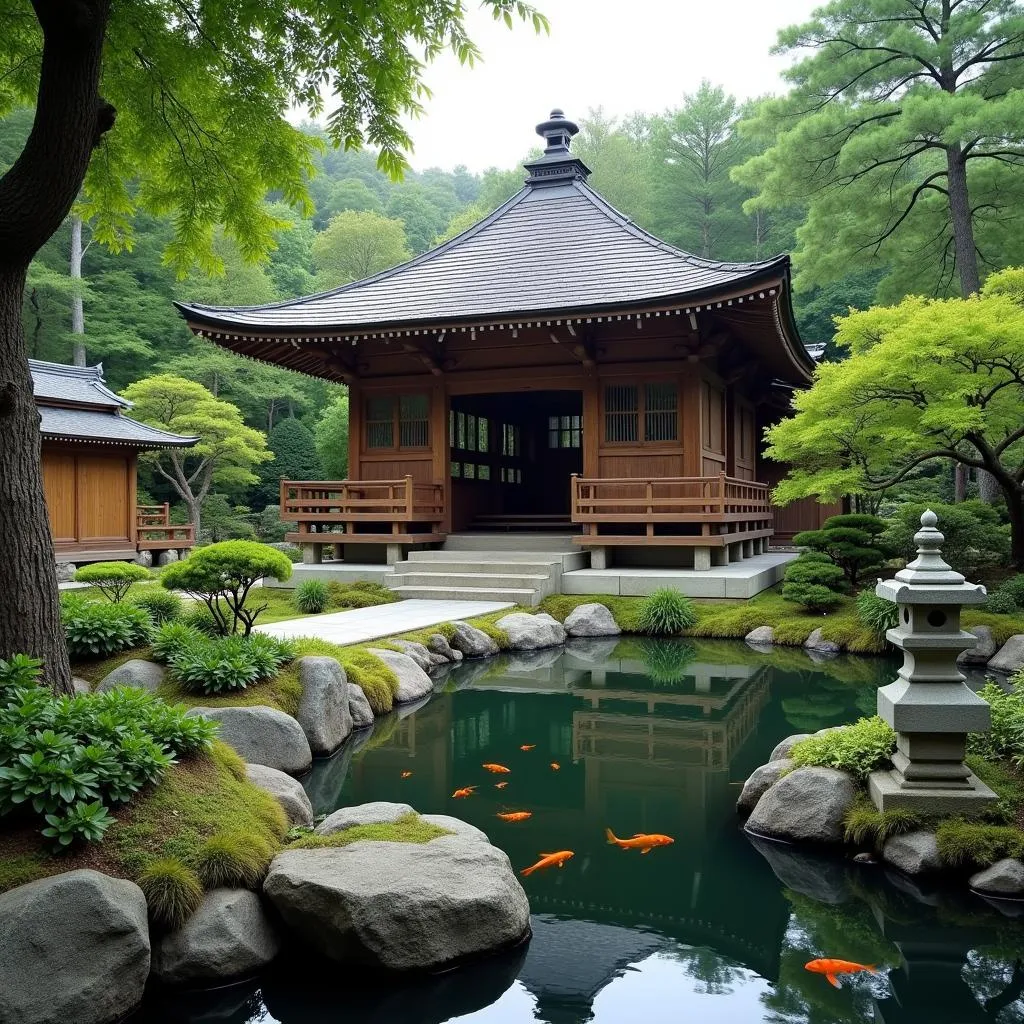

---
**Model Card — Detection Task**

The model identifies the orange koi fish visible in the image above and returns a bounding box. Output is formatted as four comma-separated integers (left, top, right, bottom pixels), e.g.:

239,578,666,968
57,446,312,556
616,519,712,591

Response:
550,762,560,771
521,850,574,876
400,771,413,779
451,786,477,799
495,782,509,790
497,811,532,822
605,828,675,855
482,763,511,774
520,744,536,751
804,959,877,988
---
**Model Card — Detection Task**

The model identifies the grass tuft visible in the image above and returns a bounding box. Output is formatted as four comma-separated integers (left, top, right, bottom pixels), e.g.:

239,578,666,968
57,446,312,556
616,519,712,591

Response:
137,858,204,931
192,831,272,888
936,819,1024,869
843,798,920,848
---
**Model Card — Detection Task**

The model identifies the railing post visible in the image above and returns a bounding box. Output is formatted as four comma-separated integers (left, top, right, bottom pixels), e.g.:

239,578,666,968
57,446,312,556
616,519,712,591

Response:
162,502,170,526
280,478,287,513
406,475,414,520
719,472,727,516
570,473,579,522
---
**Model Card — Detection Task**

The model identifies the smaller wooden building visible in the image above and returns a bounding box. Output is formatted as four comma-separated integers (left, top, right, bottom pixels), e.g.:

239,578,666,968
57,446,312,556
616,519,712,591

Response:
33,360,197,564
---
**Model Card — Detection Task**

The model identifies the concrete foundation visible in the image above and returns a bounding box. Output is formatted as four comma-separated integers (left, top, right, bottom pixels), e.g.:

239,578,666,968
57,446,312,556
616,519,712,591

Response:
868,769,998,816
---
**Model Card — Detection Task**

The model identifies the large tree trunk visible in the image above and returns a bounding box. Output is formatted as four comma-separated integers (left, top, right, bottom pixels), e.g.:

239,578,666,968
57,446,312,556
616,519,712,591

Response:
70,214,85,366
945,144,981,296
0,0,114,694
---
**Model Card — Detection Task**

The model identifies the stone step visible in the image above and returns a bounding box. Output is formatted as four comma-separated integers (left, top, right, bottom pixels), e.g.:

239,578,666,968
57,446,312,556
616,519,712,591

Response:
409,548,589,572
390,572,553,591
442,533,580,553
389,585,542,607
393,558,562,576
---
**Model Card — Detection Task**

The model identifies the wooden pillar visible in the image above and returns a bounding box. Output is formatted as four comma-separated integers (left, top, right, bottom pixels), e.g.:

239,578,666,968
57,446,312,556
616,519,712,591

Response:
430,380,451,534
127,453,138,548
582,372,599,478
681,372,702,477
347,380,361,481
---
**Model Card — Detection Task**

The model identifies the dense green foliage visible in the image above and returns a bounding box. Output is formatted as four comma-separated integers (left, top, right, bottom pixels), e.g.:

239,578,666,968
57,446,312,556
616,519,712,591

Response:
256,418,325,506
880,502,1010,576
327,580,400,609
843,800,920,849
129,590,183,625
968,679,1024,766
635,589,698,635
984,589,1020,615
781,555,847,611
72,562,152,602
793,514,889,587
0,656,216,848
293,579,331,615
936,820,1024,869
788,717,897,780
62,600,151,659
856,592,899,639
160,541,293,635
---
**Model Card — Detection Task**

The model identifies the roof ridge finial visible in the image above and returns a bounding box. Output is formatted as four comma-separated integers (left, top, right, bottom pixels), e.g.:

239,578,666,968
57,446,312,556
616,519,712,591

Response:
524,109,591,185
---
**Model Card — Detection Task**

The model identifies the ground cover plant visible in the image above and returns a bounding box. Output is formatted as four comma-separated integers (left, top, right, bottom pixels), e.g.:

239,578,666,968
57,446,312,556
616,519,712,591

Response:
286,811,450,849
788,717,897,780
72,561,153,602
61,598,152,660
160,541,293,635
129,589,183,625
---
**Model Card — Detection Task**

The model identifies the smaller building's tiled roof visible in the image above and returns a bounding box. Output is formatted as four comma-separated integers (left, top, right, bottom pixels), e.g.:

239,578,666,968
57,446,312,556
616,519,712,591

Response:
38,408,198,449
30,359,129,409
30,360,197,450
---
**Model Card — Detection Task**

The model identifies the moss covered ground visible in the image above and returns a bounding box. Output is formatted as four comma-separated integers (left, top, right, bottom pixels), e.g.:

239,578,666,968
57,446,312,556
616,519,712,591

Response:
0,741,285,895
286,811,450,849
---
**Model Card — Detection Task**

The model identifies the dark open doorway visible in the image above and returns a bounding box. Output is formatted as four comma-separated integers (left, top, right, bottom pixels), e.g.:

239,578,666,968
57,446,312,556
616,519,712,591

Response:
449,390,582,531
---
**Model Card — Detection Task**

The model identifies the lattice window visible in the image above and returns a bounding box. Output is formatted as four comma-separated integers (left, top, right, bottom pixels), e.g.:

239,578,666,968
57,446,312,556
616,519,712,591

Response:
464,463,476,480
399,394,429,447
366,397,394,449
502,424,520,457
645,382,678,442
478,464,491,481
478,417,489,453
451,461,461,478
466,414,477,452
604,384,638,443
548,414,581,449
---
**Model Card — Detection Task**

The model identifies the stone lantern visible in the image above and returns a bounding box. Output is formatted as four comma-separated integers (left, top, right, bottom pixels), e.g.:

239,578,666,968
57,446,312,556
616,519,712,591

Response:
868,510,997,814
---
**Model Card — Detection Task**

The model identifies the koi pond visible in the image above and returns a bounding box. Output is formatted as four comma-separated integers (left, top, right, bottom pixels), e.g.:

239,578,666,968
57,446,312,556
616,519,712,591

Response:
135,638,1024,1024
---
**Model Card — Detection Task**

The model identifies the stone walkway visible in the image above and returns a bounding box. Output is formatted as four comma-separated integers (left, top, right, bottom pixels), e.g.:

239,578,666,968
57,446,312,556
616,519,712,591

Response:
256,598,515,646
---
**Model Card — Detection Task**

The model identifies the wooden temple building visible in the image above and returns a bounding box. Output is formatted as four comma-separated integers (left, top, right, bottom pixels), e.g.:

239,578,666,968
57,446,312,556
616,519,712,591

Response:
177,111,830,598
33,359,197,565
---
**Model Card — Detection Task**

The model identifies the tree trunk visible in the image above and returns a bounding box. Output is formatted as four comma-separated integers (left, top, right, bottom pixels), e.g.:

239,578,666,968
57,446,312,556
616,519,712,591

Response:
978,469,1002,504
70,214,85,366
1005,489,1024,571
0,0,114,694
0,268,72,692
945,144,981,296
954,462,968,502
187,499,202,543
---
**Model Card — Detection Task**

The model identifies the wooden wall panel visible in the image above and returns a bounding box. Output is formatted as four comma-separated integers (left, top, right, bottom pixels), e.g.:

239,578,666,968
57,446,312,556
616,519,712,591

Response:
359,458,433,483
771,496,843,543
42,452,77,543
78,455,130,542
598,454,684,478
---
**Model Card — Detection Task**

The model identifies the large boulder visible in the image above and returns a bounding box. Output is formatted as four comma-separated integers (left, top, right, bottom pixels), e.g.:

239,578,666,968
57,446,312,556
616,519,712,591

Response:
745,766,857,844
988,635,1024,675
157,548,180,567
736,759,792,815
55,561,77,583
0,870,150,1024
393,640,448,671
245,763,314,827
970,858,1024,897
769,733,812,762
264,834,530,971
96,659,165,694
882,830,941,876
496,612,567,651
186,706,312,776
745,626,776,647
563,603,621,638
316,801,415,835
73,676,92,695
958,625,998,666
419,814,490,843
348,682,374,729
152,888,280,986
133,549,154,569
296,656,352,756
449,621,500,659
428,633,463,663
804,628,840,656
365,648,433,703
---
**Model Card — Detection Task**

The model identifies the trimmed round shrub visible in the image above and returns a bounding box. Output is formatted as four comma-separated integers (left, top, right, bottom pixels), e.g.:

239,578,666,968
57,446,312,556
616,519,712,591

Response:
327,583,393,609
856,590,899,637
293,578,330,614
73,560,152,602
350,580,399,601
130,589,183,625
783,558,846,589
781,582,843,612
62,601,151,659
985,588,1020,615
138,859,204,930
635,589,698,636
999,574,1024,606
193,832,271,889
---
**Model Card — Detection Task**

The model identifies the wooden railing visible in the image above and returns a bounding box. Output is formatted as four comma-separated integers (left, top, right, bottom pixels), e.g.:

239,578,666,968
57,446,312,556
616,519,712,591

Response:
280,477,446,544
136,504,195,551
571,473,772,548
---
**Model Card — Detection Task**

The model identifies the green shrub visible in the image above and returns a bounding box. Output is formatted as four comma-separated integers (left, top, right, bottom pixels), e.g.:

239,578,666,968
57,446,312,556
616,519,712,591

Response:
192,832,270,888
789,717,897,779
999,575,1024,607
856,591,899,637
968,679,1024,764
180,603,223,636
984,589,1019,615
138,858,204,930
794,513,889,587
161,541,293,635
936,819,1024,869
351,580,399,600
72,561,152,602
843,800,920,848
782,582,844,612
784,558,847,589
293,578,330,614
635,589,697,635
0,660,216,847
881,501,1010,576
62,601,151,659
327,581,397,609
151,622,207,662
130,589,183,625
166,633,295,696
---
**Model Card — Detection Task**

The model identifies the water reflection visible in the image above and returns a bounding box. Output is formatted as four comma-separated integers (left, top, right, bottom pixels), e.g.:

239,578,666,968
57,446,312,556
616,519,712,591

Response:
131,639,1024,1024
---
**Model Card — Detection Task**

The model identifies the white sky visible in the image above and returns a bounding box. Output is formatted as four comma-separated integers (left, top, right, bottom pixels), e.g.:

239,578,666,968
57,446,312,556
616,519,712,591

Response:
395,0,820,172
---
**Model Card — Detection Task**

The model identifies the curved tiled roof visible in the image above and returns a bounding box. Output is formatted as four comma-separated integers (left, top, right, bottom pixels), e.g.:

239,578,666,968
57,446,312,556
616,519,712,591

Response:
30,359,128,409
176,180,790,334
